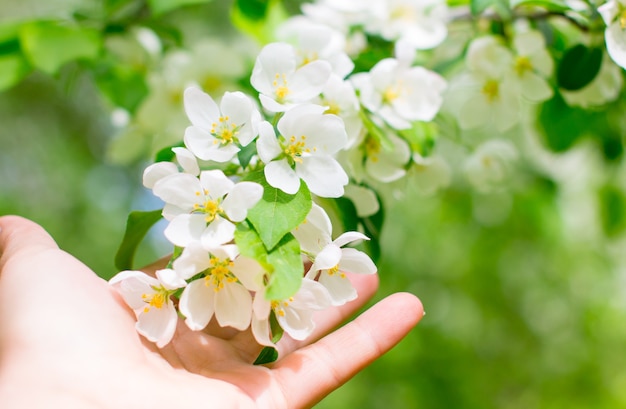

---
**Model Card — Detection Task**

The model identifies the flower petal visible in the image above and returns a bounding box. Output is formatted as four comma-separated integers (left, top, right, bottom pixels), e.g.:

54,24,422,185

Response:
143,162,178,189
179,279,215,331
199,170,235,200
257,121,282,163
184,87,220,132
297,156,348,198
137,301,178,348
265,159,300,194
164,213,206,247
172,147,199,176
215,282,252,330
201,216,236,248
338,248,377,275
221,181,264,222
319,270,357,306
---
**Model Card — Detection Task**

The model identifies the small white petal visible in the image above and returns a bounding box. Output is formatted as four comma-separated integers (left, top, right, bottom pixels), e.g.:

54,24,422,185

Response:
180,279,215,331
215,283,252,330
297,156,348,198
200,216,236,248
333,231,370,248
257,121,282,163
109,270,158,310
319,271,357,306
605,23,626,69
143,162,178,189
173,242,212,280
155,268,187,290
252,315,274,346
265,159,300,194
184,87,220,132
338,248,377,275
137,302,178,348
199,170,235,199
221,182,264,222
311,244,342,272
164,213,206,247
172,147,199,176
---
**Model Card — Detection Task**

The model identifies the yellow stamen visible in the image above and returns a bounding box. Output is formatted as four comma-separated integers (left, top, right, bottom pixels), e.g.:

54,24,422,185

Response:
482,79,499,102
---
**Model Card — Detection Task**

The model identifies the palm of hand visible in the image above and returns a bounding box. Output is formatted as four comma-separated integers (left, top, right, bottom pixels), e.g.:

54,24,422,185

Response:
0,216,422,409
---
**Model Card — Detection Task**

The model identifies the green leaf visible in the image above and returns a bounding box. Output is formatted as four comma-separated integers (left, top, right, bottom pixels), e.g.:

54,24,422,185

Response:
234,221,269,265
19,21,101,75
148,0,212,15
115,209,163,270
399,121,438,156
253,346,278,365
557,45,602,91
231,0,287,44
0,53,30,91
235,221,303,300
237,142,257,169
96,66,149,112
265,233,303,300
244,170,312,251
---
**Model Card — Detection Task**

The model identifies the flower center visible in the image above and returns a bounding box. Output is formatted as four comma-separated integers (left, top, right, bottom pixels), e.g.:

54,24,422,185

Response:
514,56,533,76
273,73,290,101
141,286,169,313
327,265,346,278
271,297,294,317
620,9,626,29
204,257,236,292
383,86,401,104
481,79,500,102
283,135,315,163
210,116,240,145
193,189,223,222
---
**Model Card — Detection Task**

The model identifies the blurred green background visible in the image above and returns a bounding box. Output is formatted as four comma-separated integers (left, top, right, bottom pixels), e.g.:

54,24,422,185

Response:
2,0,626,408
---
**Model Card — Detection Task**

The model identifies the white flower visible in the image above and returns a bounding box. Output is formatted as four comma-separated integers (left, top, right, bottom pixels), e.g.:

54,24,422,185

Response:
307,232,377,306
457,36,520,131
352,131,411,183
109,269,183,347
367,0,448,51
177,244,263,331
251,278,332,345
352,58,446,130
256,104,349,197
250,42,332,112
599,0,626,69
183,87,260,163
464,139,518,193
277,17,354,78
151,169,263,247
507,30,554,102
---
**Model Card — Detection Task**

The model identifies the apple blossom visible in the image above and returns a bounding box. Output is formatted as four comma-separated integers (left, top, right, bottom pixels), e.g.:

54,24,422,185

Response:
250,42,332,112
256,104,349,197
109,269,183,347
183,87,260,163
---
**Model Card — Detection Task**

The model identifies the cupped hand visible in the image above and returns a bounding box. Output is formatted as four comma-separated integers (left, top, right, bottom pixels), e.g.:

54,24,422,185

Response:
0,215,423,409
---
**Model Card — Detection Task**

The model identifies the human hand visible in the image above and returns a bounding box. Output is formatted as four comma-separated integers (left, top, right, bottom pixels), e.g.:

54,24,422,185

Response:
0,215,423,408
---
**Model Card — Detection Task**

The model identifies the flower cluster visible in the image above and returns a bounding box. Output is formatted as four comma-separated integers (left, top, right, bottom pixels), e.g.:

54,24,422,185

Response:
109,3,448,350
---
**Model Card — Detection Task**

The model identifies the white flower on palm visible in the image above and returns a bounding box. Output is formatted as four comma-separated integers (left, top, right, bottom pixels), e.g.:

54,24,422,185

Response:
251,278,332,345
250,42,332,112
109,269,184,347
293,204,377,306
277,17,354,78
368,0,448,51
176,244,263,331
599,0,626,69
152,169,263,247
458,36,520,131
256,104,349,197
352,58,446,130
183,87,260,163
307,232,377,306
507,30,554,102
464,139,518,193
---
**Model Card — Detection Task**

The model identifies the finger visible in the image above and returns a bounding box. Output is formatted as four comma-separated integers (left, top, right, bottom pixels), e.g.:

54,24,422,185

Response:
271,292,424,409
0,215,59,271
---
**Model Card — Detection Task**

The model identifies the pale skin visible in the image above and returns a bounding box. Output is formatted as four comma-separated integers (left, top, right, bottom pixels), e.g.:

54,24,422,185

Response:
0,216,423,408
